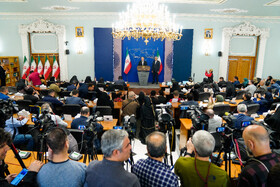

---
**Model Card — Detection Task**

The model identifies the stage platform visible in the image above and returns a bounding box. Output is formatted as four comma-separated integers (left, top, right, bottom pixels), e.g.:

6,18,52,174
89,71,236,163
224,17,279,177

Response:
128,82,161,95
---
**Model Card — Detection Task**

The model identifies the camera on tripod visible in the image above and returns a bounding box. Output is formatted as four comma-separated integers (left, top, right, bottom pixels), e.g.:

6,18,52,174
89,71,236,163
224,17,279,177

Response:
0,99,18,128
122,114,136,140
156,104,174,132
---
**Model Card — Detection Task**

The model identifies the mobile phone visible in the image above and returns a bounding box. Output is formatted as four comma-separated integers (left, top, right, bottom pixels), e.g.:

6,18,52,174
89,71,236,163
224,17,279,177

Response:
216,127,225,133
10,168,28,186
242,121,251,128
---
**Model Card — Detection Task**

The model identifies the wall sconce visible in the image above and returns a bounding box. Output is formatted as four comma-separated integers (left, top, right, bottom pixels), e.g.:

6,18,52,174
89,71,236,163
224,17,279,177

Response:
203,39,212,56
75,38,86,54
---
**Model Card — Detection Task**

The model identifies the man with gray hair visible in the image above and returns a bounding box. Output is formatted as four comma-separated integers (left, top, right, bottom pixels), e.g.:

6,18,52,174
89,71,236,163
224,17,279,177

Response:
234,104,254,129
205,109,222,133
175,130,230,187
132,131,179,186
122,91,139,118
86,129,140,187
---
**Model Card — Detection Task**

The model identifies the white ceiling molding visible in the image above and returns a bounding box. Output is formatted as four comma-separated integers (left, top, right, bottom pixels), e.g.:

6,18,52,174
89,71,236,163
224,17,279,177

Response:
210,8,248,14
265,0,280,6
219,22,270,80
68,0,227,4
42,5,80,11
19,19,68,80
0,0,27,2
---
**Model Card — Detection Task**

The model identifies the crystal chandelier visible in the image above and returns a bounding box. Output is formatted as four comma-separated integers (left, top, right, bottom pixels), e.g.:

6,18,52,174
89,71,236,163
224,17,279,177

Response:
112,0,183,45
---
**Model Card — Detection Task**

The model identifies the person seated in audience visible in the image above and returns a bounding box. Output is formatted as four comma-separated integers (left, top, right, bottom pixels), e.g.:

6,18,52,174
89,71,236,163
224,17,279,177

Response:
191,84,200,101
265,75,273,86
24,87,41,104
98,77,104,84
114,75,127,87
244,80,257,96
122,91,139,119
218,77,226,88
205,69,214,83
187,77,195,86
39,74,47,85
255,79,267,94
84,76,92,83
232,76,240,87
69,75,79,84
205,109,222,133
210,82,220,93
65,89,86,107
207,95,224,109
225,81,236,99
239,92,255,105
181,93,198,106
0,128,43,187
0,86,10,100
264,107,280,132
113,92,123,102
37,128,86,187
175,130,230,187
67,80,79,92
267,163,280,187
237,125,280,187
42,89,63,107
242,78,249,88
97,91,114,108
71,106,90,129
4,113,34,151
234,104,254,129
132,132,179,187
28,71,41,86
86,129,140,187
78,83,95,99
253,92,273,114
16,79,27,93
169,90,182,103
253,77,260,86
150,90,159,105
49,80,61,98
157,90,167,104
171,81,181,92
139,96,156,144
267,79,280,95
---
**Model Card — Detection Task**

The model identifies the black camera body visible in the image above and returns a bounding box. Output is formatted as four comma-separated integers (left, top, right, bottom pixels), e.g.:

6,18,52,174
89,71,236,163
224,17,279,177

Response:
156,104,174,132
123,114,137,140
0,99,18,128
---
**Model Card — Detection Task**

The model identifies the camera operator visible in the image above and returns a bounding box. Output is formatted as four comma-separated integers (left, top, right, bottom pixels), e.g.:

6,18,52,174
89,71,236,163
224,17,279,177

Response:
205,109,222,133
0,128,44,187
234,104,254,129
4,113,34,151
175,130,230,187
121,91,139,119
237,125,280,187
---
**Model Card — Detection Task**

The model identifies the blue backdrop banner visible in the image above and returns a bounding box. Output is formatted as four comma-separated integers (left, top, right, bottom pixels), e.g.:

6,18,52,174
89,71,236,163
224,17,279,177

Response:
94,28,113,81
122,38,165,82
173,29,193,82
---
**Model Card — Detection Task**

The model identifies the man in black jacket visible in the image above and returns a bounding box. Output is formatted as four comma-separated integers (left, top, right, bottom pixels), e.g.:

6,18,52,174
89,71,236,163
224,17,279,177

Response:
138,57,147,66
0,128,43,187
0,62,6,86
151,56,160,84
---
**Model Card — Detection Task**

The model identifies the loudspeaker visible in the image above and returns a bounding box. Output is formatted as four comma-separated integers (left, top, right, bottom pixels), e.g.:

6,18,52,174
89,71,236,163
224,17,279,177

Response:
65,49,70,55
218,51,222,57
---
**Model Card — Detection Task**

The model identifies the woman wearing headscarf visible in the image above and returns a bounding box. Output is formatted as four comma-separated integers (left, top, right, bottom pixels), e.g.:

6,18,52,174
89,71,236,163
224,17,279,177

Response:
84,76,92,83
97,91,114,109
208,94,224,109
139,96,155,144
225,81,236,99
69,75,78,84
205,69,213,83
253,92,274,114
265,76,273,87
242,78,249,88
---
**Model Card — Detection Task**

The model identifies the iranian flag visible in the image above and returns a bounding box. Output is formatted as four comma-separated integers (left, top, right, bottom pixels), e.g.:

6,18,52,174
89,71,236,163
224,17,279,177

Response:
52,56,60,79
124,49,131,74
43,56,52,79
157,50,162,75
30,56,37,72
22,56,30,79
37,56,44,75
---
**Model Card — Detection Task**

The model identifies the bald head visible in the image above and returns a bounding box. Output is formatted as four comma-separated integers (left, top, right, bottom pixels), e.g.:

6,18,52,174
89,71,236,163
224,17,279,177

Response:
128,91,136,99
146,132,166,158
243,125,271,157
205,109,214,118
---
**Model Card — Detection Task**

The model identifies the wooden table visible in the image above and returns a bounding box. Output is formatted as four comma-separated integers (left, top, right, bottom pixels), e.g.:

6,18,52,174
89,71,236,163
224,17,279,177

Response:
179,118,192,149
4,150,103,174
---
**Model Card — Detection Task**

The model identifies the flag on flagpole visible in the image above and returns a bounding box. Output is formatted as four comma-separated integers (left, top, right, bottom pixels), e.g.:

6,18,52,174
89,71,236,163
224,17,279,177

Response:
157,50,162,75
124,49,132,74
52,56,60,79
22,56,30,79
37,56,44,75
44,56,52,79
30,56,37,72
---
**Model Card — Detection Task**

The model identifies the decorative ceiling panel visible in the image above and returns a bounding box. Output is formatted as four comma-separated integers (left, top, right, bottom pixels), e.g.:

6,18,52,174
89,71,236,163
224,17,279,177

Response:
68,0,227,4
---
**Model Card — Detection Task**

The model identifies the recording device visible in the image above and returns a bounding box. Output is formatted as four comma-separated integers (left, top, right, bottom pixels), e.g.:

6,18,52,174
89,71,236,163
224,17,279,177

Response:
156,104,174,132
0,99,18,128
29,105,41,116
32,107,55,134
242,121,251,128
18,151,31,159
69,151,83,161
123,114,137,140
10,168,28,186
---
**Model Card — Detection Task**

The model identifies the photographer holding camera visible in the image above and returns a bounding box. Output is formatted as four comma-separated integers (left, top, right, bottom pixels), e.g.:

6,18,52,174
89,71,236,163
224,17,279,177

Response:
122,91,139,119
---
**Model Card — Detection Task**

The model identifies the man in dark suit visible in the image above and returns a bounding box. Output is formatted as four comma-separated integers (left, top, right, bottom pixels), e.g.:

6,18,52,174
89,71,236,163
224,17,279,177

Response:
152,56,160,84
138,57,147,66
0,62,6,86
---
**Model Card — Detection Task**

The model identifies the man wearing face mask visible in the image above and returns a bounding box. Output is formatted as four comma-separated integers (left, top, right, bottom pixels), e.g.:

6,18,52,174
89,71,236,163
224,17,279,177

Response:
237,125,280,187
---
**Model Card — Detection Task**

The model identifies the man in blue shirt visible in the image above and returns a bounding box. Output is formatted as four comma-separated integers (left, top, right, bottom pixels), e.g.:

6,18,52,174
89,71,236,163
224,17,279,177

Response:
132,131,179,187
234,104,254,129
78,83,95,99
4,115,34,150
181,93,199,106
65,89,86,107
0,86,10,100
267,79,280,96
42,89,63,106
71,106,90,129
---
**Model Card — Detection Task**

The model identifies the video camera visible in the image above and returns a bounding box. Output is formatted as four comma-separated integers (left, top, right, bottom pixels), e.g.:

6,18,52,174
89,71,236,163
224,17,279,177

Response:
123,114,136,140
180,105,209,131
31,107,55,134
156,103,174,132
0,99,18,128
